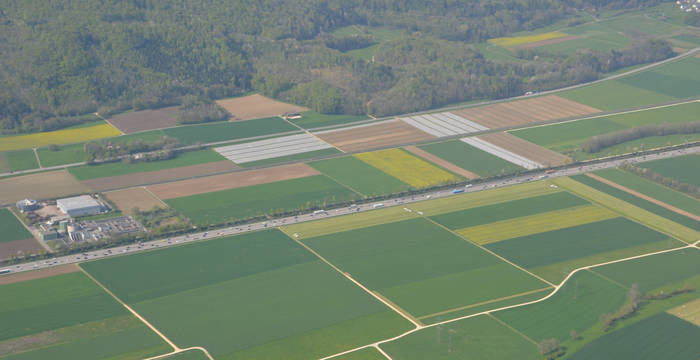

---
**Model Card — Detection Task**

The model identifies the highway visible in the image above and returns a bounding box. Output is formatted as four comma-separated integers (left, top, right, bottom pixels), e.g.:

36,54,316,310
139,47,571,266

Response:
2,144,698,275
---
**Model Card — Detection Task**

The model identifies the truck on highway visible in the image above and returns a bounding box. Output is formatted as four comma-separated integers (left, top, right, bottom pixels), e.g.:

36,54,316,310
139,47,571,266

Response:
0,269,11,275
373,203,384,209
313,210,326,215
452,189,465,194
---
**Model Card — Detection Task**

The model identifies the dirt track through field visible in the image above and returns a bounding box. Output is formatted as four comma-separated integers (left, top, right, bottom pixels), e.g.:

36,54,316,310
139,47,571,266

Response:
0,170,90,205
147,163,320,199
404,146,479,179
453,95,600,129
216,94,308,121
479,132,571,166
0,238,45,262
81,161,238,192
315,121,435,152
585,173,700,221
0,264,78,286
105,187,167,214
108,107,179,134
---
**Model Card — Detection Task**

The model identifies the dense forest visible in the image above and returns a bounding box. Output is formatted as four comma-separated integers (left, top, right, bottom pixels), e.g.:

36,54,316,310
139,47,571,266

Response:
0,0,681,133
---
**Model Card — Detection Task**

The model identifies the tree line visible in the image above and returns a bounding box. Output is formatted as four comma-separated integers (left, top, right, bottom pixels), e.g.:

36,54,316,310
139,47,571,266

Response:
582,121,700,153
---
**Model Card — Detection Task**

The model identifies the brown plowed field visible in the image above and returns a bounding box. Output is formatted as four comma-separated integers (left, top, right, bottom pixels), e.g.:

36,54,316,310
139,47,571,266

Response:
404,146,479,179
0,264,78,286
107,106,180,134
452,95,600,129
216,94,308,121
315,120,436,152
105,187,166,214
517,35,580,48
0,170,90,205
0,238,44,261
147,163,320,200
480,132,571,166
82,161,239,192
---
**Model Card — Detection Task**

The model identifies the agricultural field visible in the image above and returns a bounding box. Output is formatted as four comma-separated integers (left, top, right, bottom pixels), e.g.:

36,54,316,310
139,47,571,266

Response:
460,137,541,170
290,111,368,129
403,146,479,179
333,347,386,360
165,175,357,225
0,208,33,243
0,122,121,152
477,132,571,167
314,120,435,153
355,148,460,188
36,143,86,167
668,297,700,326
400,111,488,137
161,349,210,360
381,315,540,360
4,150,39,172
107,106,179,134
213,133,335,165
104,187,166,214
511,101,700,159
0,270,170,359
302,218,549,321
237,148,340,168
0,170,89,205
309,156,411,196
162,116,297,145
215,94,308,121
488,31,568,47
81,230,413,359
484,217,678,283
331,25,405,61
639,154,700,187
591,169,699,216
417,140,522,177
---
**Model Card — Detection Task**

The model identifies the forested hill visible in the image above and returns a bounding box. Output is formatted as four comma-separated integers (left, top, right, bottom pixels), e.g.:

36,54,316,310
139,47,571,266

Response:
0,0,678,134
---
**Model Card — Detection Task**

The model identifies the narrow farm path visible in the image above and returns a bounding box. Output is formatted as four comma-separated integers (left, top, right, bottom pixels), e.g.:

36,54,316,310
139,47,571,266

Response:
144,347,214,360
585,173,700,221
32,148,42,169
319,243,700,359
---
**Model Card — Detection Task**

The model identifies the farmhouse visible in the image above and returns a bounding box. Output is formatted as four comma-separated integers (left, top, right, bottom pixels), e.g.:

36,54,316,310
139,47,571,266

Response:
56,195,104,217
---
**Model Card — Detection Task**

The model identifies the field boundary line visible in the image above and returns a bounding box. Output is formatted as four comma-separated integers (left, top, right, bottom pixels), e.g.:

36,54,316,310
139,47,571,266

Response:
95,112,125,135
374,344,393,360
373,290,423,326
585,268,629,290
315,170,367,197
417,286,553,320
287,236,423,329
420,215,556,288
487,313,538,345
141,186,171,208
585,173,700,222
77,265,181,352
144,347,214,360
280,116,345,153
32,148,42,169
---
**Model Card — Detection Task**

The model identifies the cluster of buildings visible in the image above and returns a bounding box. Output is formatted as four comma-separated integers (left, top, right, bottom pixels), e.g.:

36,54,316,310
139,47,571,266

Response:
677,0,700,12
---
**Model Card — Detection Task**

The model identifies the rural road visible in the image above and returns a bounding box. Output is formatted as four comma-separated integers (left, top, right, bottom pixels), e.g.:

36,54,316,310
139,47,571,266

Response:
3,144,698,276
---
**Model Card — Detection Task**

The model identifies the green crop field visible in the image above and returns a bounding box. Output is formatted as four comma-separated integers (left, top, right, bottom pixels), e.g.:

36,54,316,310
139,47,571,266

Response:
5,150,39,172
0,271,169,359
302,218,548,320
494,270,627,343
240,147,340,168
618,56,700,99
593,169,700,216
510,117,625,153
82,230,412,360
559,80,674,111
639,154,700,187
0,208,32,243
429,191,587,230
334,347,386,360
568,313,700,360
381,315,540,360
36,143,86,167
292,111,368,129
484,217,672,281
166,175,358,225
418,140,522,177
309,156,412,196
162,117,297,145
570,174,700,231
68,149,226,181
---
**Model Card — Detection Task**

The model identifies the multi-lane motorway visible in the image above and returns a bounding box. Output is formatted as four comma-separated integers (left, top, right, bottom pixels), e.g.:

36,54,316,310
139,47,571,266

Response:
2,145,698,275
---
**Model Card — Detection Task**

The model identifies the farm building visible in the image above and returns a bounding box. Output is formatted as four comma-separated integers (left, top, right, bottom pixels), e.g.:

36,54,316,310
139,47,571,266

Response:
56,195,104,217
15,199,40,212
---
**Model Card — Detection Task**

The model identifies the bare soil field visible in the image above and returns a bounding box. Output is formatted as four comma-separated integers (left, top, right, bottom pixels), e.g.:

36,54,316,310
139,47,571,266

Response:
0,264,77,286
0,170,90,205
147,162,320,199
404,145,479,179
105,187,166,214
315,120,436,152
82,161,238,192
107,106,180,134
479,132,571,166
517,35,580,48
452,95,600,129
0,238,44,262
216,94,308,121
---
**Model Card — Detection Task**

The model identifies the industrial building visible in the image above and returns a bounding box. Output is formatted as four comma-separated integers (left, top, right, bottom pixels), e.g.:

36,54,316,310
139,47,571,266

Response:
56,195,104,217
15,199,40,213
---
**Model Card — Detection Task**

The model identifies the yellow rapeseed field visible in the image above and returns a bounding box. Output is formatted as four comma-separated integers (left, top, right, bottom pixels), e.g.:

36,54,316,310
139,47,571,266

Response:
457,205,618,245
355,148,459,188
0,123,121,151
488,31,568,47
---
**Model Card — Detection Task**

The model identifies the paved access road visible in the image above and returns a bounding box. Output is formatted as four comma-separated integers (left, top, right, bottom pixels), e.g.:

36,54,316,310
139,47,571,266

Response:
2,145,698,275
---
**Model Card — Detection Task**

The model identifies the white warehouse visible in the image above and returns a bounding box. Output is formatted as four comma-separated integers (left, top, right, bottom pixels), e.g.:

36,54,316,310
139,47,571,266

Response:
56,195,104,217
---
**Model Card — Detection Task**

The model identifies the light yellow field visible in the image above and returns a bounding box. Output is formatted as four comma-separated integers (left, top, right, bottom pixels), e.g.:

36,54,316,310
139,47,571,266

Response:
355,148,459,188
412,181,558,216
551,177,700,244
457,205,618,245
488,32,568,47
0,123,121,151
280,206,418,240
667,297,700,326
